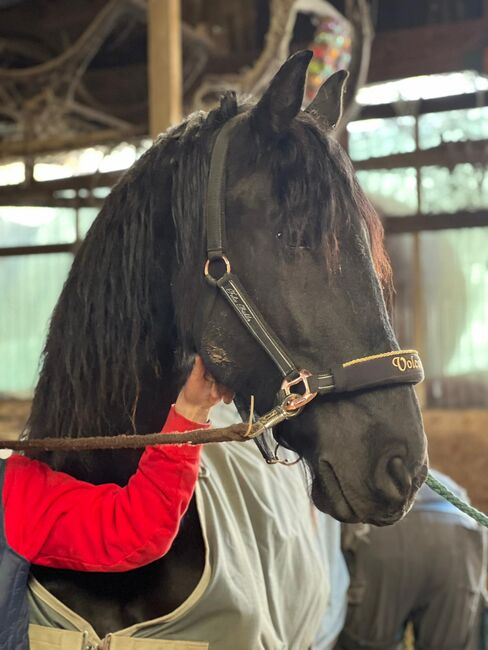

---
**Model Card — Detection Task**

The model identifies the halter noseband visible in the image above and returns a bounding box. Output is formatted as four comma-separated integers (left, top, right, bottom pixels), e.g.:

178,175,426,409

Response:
204,116,424,463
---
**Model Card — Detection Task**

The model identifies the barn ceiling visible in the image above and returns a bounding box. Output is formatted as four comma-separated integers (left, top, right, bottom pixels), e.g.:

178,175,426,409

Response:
0,0,486,158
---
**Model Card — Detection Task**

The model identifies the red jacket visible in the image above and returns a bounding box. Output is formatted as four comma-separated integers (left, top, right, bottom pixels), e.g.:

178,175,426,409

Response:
2,406,205,572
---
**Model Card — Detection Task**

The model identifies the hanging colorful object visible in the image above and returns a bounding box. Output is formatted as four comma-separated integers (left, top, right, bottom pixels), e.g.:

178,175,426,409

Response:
305,16,352,101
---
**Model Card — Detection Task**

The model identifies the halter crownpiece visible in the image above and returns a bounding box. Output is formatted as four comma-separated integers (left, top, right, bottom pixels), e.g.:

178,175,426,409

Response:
204,115,424,463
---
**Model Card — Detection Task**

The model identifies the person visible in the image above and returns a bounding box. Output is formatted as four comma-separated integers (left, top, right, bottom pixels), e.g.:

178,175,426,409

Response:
0,356,232,650
314,512,350,650
338,469,488,650
27,398,331,649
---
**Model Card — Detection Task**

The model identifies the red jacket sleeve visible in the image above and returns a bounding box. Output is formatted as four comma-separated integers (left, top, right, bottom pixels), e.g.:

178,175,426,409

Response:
3,406,205,571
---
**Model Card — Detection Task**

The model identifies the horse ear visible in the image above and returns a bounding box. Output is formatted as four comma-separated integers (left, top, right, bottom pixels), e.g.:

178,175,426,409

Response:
305,69,349,130
253,50,313,134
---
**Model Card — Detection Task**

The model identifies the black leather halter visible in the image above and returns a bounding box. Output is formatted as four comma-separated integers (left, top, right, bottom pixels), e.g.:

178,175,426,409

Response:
204,116,424,462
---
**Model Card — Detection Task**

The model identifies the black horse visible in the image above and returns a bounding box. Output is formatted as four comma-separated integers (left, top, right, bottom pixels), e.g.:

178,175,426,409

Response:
27,52,427,637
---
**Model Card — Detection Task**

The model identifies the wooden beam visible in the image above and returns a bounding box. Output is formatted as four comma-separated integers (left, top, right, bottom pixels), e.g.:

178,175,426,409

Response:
0,128,146,160
384,210,488,233
357,91,488,121
353,138,488,171
0,171,121,193
0,196,82,209
368,18,488,83
0,171,121,207
0,0,107,37
0,243,75,257
412,231,425,406
0,194,104,209
147,0,182,139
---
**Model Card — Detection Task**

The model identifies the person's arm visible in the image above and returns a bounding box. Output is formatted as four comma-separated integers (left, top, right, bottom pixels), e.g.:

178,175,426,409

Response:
3,357,233,572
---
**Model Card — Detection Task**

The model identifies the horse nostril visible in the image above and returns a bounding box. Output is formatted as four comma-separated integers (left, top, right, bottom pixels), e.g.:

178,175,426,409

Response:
387,456,412,498
374,454,412,504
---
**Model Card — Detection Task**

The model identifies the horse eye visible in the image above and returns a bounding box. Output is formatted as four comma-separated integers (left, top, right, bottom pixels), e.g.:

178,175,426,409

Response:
276,231,310,249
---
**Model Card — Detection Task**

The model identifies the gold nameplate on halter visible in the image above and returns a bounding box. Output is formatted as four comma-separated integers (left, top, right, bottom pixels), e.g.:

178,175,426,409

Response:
336,349,424,393
343,349,422,371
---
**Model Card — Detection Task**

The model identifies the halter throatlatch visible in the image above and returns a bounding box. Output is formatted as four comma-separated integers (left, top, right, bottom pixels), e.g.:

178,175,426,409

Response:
204,116,424,464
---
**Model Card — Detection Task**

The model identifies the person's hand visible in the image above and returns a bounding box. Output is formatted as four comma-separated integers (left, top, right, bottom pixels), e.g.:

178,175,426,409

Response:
175,356,234,424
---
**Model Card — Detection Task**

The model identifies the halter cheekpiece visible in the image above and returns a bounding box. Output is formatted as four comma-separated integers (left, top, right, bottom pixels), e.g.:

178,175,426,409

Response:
204,116,424,464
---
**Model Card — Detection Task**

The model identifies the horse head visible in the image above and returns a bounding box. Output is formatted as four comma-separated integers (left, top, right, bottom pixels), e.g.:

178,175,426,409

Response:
28,51,427,525
173,51,428,525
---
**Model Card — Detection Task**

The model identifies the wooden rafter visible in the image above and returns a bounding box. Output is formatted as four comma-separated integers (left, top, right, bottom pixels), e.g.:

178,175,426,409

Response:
384,210,488,234
353,138,488,171
2,171,488,236
368,17,488,83
0,127,145,158
357,91,488,121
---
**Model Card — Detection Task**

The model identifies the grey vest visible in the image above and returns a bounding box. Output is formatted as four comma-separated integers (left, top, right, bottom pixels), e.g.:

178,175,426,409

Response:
0,459,32,650
28,438,328,650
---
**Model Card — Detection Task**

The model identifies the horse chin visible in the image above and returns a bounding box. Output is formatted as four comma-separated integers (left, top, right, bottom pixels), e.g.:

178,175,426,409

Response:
311,477,361,523
311,463,409,526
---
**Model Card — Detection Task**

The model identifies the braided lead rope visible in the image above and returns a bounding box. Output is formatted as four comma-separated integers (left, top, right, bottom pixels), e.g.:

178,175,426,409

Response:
425,472,488,528
0,423,252,452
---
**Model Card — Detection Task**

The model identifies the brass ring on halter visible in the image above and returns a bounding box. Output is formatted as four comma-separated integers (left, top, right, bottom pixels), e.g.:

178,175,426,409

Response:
204,255,231,285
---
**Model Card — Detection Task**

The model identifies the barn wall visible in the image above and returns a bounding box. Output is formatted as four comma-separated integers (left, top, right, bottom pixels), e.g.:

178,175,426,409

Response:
0,399,29,441
424,409,488,515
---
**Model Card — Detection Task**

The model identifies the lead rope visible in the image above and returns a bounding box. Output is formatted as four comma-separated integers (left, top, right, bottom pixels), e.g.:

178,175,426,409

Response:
1,432,486,527
425,472,488,528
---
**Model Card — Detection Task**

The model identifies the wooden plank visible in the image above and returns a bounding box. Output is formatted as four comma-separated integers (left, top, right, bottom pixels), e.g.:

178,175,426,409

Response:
0,128,145,160
357,91,488,121
368,18,488,83
412,232,425,407
384,210,488,233
0,171,120,207
0,171,120,195
147,0,182,138
0,196,100,209
0,0,106,37
0,243,75,257
353,138,488,171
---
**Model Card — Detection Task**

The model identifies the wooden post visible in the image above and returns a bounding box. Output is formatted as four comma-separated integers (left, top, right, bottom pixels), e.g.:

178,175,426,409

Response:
413,232,426,408
413,114,426,408
147,0,182,139
413,114,427,408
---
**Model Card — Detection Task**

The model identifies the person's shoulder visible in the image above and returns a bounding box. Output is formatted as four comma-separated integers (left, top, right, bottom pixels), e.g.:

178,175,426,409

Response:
4,454,39,472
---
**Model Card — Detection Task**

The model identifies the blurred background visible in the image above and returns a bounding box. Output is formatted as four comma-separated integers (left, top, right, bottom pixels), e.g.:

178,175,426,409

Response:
0,0,487,509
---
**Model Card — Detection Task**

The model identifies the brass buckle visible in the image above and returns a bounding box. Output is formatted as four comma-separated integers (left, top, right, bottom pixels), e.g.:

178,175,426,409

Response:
281,369,318,412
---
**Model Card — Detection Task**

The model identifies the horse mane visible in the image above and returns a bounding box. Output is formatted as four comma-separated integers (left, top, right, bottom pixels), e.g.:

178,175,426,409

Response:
27,92,391,446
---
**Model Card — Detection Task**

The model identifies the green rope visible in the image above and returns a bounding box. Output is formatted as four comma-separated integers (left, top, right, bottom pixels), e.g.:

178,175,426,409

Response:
425,472,488,528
